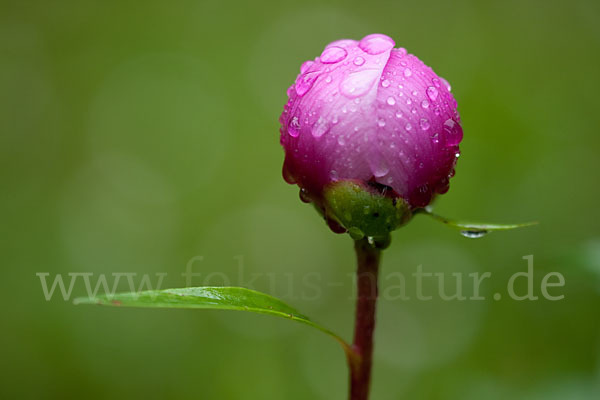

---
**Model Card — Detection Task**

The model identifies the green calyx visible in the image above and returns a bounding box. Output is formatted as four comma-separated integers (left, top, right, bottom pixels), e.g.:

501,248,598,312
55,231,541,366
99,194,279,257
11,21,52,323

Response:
322,180,412,247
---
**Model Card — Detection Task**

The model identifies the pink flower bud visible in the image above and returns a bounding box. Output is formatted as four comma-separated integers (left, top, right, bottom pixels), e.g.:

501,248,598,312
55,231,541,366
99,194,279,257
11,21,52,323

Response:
279,34,462,212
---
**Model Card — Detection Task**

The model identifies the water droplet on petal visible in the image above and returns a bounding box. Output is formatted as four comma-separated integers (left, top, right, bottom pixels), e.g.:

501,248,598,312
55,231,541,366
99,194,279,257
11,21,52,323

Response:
421,99,429,109
300,60,314,74
330,169,339,180
377,118,386,127
320,46,348,64
358,34,395,55
340,69,380,98
440,77,451,91
381,79,391,88
404,68,412,77
419,118,430,131
288,116,300,137
426,86,439,101
405,122,412,131
295,71,319,96
353,56,365,66
371,158,390,177
337,135,346,145
386,96,395,105
460,230,488,239
311,117,329,138
432,78,441,88
325,75,332,83
443,119,463,146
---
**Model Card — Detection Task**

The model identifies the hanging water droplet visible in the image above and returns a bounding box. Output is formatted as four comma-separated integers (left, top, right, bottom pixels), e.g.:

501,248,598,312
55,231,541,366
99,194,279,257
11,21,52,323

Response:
320,46,348,64
443,119,463,146
386,96,395,105
370,157,390,177
358,34,395,55
299,188,311,203
288,116,300,137
460,230,488,239
426,86,439,101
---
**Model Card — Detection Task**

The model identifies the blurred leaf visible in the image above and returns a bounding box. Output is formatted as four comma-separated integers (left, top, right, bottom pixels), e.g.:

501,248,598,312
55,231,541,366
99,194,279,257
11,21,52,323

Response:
75,286,350,350
418,208,537,238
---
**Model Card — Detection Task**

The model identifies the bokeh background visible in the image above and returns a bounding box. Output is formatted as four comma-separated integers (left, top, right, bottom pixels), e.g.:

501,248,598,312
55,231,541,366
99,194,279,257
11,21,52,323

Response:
2,0,600,398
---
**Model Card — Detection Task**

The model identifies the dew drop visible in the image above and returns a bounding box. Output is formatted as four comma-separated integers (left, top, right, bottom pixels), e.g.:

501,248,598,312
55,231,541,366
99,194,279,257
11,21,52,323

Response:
377,118,386,128
386,96,396,105
421,99,430,109
320,46,348,64
371,158,390,177
288,116,300,137
340,69,380,98
325,75,332,83
419,118,430,131
311,117,329,138
405,122,412,131
299,188,311,203
330,169,339,180
300,60,314,74
443,119,463,146
426,86,439,101
460,230,488,239
358,34,395,55
295,71,319,96
353,56,365,66
432,77,441,88
337,135,346,145
404,68,412,77
440,77,452,91
381,79,391,88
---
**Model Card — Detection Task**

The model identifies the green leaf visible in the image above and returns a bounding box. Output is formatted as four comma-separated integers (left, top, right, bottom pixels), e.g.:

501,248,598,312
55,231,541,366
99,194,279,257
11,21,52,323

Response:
74,286,351,351
418,208,537,238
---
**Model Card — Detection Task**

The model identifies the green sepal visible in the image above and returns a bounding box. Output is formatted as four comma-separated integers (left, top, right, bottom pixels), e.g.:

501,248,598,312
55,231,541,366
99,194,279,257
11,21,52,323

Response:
322,180,412,242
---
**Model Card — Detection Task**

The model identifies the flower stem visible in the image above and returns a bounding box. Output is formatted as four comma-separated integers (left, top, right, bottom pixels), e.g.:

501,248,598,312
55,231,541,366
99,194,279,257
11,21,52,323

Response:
348,238,381,400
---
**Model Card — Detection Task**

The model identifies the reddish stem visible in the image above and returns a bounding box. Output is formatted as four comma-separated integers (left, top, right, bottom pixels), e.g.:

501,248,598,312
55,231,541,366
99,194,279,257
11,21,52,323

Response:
348,238,381,400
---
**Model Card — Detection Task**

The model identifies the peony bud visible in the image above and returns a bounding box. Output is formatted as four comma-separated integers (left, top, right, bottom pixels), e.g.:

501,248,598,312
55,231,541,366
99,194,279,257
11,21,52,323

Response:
280,34,462,239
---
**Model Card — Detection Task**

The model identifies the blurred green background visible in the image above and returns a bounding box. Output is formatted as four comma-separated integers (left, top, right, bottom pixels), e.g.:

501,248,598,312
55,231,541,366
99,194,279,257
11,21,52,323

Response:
2,0,600,398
